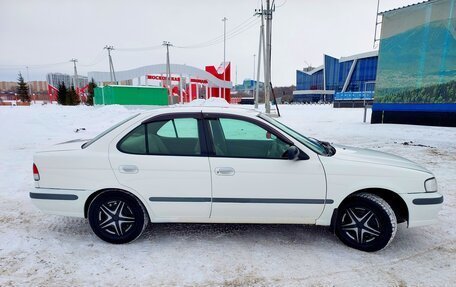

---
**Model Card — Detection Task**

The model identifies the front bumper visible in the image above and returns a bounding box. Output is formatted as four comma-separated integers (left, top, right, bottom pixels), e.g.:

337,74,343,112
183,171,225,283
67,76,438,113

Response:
400,192,444,228
30,187,92,218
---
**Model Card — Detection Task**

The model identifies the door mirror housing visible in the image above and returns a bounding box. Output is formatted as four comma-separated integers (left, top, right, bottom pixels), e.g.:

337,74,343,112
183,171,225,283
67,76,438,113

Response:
287,146,300,160
286,145,310,160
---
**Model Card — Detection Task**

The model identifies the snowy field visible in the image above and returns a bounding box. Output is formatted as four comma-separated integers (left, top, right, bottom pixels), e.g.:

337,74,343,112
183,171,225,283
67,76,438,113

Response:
0,104,455,286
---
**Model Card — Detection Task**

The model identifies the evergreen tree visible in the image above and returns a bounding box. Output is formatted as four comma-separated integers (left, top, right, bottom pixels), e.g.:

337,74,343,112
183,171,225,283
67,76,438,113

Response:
57,82,68,105
86,78,97,106
16,72,30,102
67,86,80,105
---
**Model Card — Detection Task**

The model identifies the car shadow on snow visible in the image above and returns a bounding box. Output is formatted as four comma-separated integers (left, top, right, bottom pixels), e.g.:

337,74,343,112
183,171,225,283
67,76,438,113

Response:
140,223,340,246
43,217,445,256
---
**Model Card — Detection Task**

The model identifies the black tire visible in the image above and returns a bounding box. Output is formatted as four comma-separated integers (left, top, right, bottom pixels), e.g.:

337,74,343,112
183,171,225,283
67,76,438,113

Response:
88,190,149,244
335,193,397,252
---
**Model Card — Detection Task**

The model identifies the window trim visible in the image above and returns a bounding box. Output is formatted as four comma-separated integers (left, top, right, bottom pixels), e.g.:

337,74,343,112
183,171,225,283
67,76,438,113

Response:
142,112,203,124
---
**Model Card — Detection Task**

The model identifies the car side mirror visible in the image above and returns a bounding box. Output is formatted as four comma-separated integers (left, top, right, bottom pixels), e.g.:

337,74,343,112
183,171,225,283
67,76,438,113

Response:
287,146,300,160
286,145,310,160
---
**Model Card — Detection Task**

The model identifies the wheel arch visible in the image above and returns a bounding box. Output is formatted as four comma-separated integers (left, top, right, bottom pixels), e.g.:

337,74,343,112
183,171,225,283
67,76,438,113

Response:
330,188,409,231
84,188,149,219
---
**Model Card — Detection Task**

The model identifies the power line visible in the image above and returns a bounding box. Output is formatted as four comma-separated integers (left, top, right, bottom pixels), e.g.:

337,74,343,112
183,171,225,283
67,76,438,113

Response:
177,19,260,50
276,0,287,8
0,61,69,69
0,14,261,73
174,16,255,48
116,44,163,52
174,16,259,49
79,50,105,67
110,16,259,52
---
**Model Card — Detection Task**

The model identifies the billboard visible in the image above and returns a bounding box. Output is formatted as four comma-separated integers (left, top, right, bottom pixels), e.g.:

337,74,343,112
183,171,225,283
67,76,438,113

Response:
375,0,456,104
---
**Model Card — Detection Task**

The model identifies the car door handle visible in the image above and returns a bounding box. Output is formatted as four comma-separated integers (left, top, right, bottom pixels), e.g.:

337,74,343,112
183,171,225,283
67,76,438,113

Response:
119,165,139,174
214,167,235,176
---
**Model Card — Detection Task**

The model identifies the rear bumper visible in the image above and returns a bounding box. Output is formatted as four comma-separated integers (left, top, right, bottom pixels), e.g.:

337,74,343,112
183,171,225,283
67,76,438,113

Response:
400,192,444,228
30,188,91,218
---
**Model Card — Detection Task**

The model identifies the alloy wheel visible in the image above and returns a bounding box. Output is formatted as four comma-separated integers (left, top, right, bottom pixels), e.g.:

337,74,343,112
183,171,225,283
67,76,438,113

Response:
340,207,381,244
97,200,136,236
88,191,148,244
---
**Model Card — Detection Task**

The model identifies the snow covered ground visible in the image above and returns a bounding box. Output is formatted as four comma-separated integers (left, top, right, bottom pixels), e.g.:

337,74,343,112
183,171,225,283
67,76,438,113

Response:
0,104,455,286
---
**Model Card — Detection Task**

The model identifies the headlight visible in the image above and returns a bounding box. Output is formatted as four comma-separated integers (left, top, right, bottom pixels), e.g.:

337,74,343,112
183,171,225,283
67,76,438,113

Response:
424,178,438,193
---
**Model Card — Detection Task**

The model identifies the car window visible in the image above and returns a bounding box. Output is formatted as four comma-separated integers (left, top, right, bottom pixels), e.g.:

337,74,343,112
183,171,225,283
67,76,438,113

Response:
174,118,199,138
209,118,290,159
259,114,326,155
117,125,146,154
219,118,271,140
156,121,176,138
147,118,200,156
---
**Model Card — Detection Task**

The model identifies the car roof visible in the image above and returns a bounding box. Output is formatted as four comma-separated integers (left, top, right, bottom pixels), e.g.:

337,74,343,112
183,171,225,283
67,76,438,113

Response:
139,105,261,119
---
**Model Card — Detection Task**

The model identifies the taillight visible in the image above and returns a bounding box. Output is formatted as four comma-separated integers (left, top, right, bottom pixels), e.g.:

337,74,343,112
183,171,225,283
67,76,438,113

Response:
33,163,40,181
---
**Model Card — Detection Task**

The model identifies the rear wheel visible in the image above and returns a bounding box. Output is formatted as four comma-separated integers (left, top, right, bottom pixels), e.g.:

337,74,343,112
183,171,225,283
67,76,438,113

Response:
88,191,148,244
335,193,397,252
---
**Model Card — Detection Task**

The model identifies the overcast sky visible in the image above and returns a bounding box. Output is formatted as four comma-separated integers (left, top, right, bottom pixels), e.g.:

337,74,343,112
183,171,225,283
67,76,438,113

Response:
0,0,421,86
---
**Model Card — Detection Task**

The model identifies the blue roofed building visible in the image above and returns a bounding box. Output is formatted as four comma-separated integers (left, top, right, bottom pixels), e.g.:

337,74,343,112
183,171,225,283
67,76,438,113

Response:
294,51,378,106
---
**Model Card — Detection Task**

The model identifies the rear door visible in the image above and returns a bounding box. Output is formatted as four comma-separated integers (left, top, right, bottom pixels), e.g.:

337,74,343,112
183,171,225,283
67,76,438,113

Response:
205,114,327,223
109,113,212,220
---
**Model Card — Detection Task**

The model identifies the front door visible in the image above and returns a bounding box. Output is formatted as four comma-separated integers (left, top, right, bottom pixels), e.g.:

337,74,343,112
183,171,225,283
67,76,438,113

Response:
109,114,211,220
206,115,327,224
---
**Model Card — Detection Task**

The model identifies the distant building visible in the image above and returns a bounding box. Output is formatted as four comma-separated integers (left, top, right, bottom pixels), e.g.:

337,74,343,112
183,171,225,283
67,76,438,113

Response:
46,73,71,88
294,51,378,104
29,81,48,93
234,79,264,94
75,76,88,88
0,81,16,92
46,72,88,89
0,80,47,94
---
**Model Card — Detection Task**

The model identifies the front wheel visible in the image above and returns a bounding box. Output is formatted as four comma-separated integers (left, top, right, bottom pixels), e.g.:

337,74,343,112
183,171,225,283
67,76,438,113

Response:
88,190,148,244
335,193,397,252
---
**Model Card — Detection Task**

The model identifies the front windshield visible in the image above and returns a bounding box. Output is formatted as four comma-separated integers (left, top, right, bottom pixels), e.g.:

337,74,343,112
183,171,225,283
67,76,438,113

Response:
82,113,140,149
259,114,327,155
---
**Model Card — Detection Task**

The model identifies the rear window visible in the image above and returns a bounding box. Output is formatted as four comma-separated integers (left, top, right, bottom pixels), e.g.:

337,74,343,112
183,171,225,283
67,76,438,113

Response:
82,114,140,149
117,118,201,156
117,125,146,154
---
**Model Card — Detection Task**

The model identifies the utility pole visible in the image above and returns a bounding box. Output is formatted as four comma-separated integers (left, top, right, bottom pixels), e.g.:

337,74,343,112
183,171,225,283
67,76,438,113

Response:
162,41,173,104
70,58,79,103
235,65,238,86
222,17,228,99
26,66,32,96
254,4,266,109
253,54,256,82
253,54,256,97
264,0,274,114
70,58,78,89
104,45,116,84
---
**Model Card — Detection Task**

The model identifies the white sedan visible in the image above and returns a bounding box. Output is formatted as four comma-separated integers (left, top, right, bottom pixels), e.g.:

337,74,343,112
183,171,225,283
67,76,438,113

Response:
31,106,443,252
